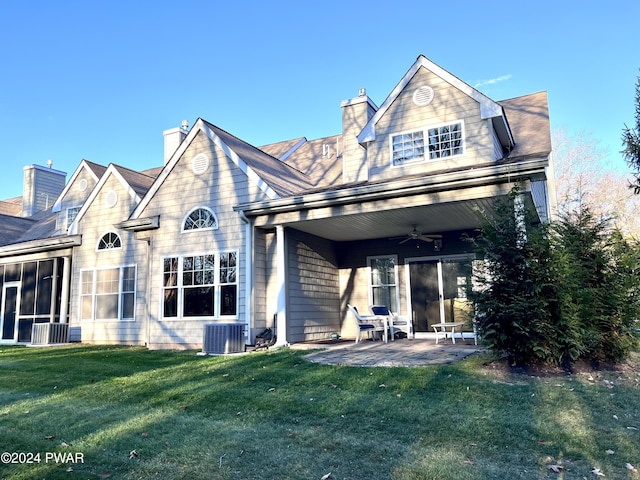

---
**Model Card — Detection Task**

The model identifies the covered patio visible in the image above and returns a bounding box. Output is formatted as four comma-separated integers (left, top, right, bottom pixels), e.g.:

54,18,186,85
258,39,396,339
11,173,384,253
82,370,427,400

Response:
241,171,547,346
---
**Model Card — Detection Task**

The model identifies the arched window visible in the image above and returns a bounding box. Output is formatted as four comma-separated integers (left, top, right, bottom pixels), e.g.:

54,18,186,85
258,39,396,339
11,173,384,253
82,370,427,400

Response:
98,232,122,250
183,207,218,231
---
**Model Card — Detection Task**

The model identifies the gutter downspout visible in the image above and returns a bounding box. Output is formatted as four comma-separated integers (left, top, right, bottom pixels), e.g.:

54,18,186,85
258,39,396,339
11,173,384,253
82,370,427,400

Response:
238,210,252,345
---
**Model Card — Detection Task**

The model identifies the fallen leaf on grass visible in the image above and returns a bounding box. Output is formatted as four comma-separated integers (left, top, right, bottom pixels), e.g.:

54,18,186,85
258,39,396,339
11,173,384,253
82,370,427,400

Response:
129,450,138,459
548,465,564,473
98,473,112,479
592,467,605,476
626,463,637,472
45,435,56,440
141,432,148,438
178,404,188,410
320,473,332,480
379,384,386,388
606,449,615,455
66,467,73,472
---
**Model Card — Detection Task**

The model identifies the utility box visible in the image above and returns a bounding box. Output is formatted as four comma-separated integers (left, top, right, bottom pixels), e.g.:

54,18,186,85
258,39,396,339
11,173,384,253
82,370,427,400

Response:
202,323,245,354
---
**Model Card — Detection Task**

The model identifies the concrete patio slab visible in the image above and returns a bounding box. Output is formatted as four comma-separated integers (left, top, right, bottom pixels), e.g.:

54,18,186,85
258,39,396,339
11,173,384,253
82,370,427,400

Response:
292,338,481,367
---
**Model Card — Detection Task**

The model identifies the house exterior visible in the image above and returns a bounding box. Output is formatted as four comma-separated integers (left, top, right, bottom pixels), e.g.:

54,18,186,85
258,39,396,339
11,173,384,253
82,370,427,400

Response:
0,55,555,349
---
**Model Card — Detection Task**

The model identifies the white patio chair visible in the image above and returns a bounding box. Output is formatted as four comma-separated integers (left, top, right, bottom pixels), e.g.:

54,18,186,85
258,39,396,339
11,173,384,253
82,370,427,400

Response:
370,305,413,341
347,304,386,344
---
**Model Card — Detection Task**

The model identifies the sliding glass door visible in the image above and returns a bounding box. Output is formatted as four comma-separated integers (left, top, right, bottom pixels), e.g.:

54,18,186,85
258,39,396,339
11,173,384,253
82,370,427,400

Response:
407,256,473,334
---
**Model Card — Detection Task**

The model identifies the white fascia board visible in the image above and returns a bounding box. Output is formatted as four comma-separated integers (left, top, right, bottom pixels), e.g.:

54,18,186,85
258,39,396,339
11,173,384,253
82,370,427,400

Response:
131,118,280,220
358,55,511,144
237,156,549,216
278,137,307,161
68,164,141,235
0,234,82,256
51,160,101,213
201,123,280,200
131,119,202,219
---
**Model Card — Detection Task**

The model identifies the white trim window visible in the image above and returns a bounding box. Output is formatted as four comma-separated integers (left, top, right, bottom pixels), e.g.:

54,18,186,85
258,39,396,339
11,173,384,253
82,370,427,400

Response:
391,121,464,166
162,252,237,319
368,255,399,313
97,232,122,250
66,206,81,229
182,207,218,232
80,265,136,321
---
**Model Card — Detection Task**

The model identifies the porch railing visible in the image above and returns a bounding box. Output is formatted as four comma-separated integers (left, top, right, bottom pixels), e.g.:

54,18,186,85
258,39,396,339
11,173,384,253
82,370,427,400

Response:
31,323,69,346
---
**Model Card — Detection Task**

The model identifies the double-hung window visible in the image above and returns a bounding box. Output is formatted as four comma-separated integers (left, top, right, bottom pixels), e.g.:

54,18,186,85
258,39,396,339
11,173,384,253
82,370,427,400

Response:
391,121,464,166
368,255,399,313
162,252,237,319
80,266,136,321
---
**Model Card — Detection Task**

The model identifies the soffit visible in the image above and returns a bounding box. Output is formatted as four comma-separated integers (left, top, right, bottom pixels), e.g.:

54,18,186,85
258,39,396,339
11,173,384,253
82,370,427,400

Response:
277,197,501,242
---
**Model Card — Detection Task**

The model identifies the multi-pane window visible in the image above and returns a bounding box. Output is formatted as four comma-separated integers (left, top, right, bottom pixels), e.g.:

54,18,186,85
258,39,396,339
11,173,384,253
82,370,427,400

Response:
80,266,136,321
162,252,237,318
66,206,81,228
392,131,425,165
391,121,463,166
183,207,218,231
98,232,122,250
428,122,463,159
368,256,399,313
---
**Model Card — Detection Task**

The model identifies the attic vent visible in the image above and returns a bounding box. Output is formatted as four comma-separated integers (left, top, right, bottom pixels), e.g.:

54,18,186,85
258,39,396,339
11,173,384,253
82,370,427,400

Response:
192,153,210,175
105,190,118,208
78,178,88,192
413,86,435,106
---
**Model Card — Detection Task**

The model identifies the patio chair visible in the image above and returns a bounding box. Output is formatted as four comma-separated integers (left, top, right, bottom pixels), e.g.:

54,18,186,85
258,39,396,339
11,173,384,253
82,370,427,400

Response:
347,304,386,344
370,305,413,341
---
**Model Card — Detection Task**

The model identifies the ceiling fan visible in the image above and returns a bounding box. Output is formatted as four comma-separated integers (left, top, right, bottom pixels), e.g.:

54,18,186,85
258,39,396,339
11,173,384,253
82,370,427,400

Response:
392,225,443,244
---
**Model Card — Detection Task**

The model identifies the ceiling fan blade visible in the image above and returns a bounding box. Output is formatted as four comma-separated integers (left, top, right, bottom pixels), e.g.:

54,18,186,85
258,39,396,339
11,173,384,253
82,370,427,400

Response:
418,235,434,242
398,237,411,244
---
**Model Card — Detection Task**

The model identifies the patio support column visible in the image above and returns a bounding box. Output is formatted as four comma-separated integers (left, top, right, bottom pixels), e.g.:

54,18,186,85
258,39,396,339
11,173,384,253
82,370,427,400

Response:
274,225,288,346
59,256,71,324
49,258,59,323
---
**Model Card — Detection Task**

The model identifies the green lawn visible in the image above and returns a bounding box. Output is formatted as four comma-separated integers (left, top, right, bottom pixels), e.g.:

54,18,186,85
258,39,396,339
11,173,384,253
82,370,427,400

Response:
0,345,639,480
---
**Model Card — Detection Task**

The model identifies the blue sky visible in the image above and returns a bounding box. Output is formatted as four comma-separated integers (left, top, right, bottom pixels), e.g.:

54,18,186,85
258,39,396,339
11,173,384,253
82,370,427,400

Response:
1,0,639,200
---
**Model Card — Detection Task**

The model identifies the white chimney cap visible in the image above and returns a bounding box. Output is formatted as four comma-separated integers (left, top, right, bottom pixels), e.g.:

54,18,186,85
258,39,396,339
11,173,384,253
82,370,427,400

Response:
47,159,53,168
181,120,189,130
358,88,366,97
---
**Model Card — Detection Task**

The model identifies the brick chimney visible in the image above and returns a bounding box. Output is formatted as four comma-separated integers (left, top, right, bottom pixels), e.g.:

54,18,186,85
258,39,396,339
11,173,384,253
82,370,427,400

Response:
163,120,189,165
340,89,377,183
22,161,66,217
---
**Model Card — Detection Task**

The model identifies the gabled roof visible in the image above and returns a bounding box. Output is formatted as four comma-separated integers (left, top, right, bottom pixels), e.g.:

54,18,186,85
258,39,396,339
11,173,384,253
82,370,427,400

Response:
358,54,514,149
259,137,307,161
0,197,22,216
499,91,551,160
111,164,159,198
52,159,106,213
131,118,315,219
68,163,156,235
281,135,344,188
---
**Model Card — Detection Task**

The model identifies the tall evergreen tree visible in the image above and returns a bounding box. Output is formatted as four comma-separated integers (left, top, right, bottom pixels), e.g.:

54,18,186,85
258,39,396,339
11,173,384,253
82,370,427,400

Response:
468,187,559,366
623,74,640,193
